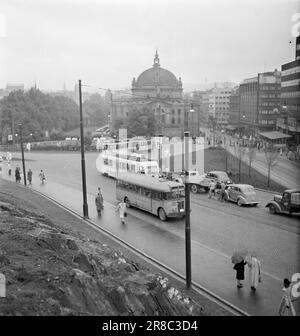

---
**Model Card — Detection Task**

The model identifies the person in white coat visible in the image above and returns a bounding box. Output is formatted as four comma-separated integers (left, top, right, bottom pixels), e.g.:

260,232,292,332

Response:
278,278,296,316
116,200,127,224
246,255,261,292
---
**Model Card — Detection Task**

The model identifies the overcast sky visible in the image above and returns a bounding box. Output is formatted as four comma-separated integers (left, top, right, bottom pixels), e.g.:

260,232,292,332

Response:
0,0,299,92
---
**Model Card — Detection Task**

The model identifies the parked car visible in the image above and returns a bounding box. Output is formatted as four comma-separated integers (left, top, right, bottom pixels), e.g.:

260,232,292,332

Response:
265,189,300,215
224,184,259,206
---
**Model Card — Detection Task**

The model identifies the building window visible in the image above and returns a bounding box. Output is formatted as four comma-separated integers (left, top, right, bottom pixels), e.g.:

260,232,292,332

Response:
172,109,175,114
177,109,181,115
177,117,181,124
172,118,175,124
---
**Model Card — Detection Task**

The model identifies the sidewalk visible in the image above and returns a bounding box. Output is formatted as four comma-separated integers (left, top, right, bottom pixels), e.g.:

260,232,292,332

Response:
1,170,298,315
221,135,300,188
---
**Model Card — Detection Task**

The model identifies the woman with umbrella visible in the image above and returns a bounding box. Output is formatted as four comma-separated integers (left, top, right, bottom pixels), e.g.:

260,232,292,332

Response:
232,251,248,289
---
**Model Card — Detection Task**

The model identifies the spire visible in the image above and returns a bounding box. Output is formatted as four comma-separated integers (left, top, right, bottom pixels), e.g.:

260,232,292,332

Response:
153,49,160,67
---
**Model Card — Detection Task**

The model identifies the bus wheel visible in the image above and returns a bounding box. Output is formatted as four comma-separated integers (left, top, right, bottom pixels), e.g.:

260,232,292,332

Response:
190,184,198,194
158,208,167,221
124,197,131,208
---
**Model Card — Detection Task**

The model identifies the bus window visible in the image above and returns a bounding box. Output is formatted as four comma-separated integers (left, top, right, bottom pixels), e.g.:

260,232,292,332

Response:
151,191,162,200
142,188,151,198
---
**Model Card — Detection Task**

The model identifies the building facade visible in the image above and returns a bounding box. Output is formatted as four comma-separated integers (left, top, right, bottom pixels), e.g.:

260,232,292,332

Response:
227,87,240,128
278,35,300,145
239,70,281,133
110,51,186,137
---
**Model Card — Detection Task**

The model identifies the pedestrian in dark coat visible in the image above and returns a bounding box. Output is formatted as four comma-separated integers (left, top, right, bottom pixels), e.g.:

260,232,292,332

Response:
27,169,33,184
233,260,247,288
15,167,21,182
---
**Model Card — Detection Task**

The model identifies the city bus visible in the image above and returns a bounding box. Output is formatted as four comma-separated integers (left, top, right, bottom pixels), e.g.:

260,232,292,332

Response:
116,173,185,221
98,150,159,178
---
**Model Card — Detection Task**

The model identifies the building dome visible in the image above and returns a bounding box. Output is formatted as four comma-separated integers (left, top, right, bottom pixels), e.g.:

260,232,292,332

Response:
134,50,181,88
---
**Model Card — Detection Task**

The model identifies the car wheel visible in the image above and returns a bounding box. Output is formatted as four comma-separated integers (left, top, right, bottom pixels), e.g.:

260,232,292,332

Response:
190,184,198,194
124,197,131,208
237,198,243,207
158,208,167,221
269,204,277,214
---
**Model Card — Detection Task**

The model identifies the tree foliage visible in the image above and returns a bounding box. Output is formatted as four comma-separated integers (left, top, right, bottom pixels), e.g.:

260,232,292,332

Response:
264,145,279,187
125,107,157,138
82,93,109,127
0,88,79,142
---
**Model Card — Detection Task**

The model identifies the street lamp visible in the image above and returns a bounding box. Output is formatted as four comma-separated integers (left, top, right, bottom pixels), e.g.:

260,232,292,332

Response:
18,124,27,186
78,79,89,219
184,131,192,290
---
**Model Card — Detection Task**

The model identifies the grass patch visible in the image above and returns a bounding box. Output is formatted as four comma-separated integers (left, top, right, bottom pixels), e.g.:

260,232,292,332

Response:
204,147,286,193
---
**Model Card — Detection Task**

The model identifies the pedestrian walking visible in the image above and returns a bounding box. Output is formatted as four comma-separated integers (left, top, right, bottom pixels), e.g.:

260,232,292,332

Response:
208,180,216,199
8,162,11,176
246,255,261,292
233,260,247,288
278,278,296,316
95,188,104,216
15,166,21,183
219,181,226,202
116,200,127,224
39,170,46,184
214,181,222,200
27,169,33,184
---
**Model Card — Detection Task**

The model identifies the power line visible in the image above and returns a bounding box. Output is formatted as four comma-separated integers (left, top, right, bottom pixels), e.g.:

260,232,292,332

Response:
81,83,202,107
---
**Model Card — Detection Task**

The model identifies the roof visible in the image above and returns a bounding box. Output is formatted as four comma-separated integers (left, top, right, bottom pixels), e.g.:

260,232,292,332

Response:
230,184,254,188
135,67,179,88
117,173,184,192
259,131,292,140
284,189,300,193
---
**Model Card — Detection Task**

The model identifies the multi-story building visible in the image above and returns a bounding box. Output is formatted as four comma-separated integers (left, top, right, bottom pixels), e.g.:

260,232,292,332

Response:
227,87,240,128
192,86,233,127
211,86,233,126
191,90,208,125
239,70,281,133
278,35,300,145
110,51,187,137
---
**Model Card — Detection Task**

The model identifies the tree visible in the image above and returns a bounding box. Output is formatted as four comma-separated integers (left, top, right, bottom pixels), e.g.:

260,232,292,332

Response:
264,145,279,188
234,141,245,182
82,93,109,127
208,115,217,147
0,88,79,143
245,145,257,180
126,107,157,138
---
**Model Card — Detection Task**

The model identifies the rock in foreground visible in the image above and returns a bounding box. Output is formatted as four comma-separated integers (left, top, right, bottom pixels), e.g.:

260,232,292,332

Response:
0,200,205,316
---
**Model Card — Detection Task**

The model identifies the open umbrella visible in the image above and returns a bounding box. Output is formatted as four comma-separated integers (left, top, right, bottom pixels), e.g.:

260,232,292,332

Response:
231,250,248,264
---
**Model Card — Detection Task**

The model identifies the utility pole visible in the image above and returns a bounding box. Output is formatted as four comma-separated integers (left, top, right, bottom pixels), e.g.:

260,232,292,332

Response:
79,80,89,219
19,124,27,186
184,131,192,289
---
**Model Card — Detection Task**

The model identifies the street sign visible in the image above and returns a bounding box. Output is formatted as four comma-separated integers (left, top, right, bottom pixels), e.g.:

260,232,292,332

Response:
7,134,12,141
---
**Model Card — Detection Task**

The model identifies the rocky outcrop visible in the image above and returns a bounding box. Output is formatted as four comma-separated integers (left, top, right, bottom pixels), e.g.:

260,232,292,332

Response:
0,200,205,316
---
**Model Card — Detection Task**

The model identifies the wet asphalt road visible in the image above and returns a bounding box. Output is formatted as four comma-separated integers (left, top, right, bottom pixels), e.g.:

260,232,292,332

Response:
1,151,299,315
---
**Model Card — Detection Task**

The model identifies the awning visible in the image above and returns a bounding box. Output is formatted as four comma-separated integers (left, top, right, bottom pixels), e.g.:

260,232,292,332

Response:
259,131,292,140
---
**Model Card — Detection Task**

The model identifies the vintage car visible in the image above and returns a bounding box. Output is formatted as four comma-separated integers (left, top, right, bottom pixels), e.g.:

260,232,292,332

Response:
265,189,300,215
224,184,259,206
190,170,233,194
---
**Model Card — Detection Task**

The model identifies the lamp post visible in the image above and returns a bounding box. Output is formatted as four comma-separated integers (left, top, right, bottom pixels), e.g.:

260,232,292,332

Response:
18,124,27,186
184,131,192,290
78,79,89,219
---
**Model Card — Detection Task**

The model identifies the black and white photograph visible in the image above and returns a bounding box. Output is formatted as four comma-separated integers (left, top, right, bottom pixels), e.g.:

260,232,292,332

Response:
0,0,299,320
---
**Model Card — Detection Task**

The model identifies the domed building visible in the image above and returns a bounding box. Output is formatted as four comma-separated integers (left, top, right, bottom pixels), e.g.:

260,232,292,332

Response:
110,50,186,137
